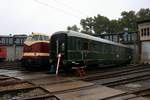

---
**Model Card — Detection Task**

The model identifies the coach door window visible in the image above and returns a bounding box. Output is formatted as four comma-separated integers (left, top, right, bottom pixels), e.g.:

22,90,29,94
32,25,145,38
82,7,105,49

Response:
61,43,65,52
83,40,88,50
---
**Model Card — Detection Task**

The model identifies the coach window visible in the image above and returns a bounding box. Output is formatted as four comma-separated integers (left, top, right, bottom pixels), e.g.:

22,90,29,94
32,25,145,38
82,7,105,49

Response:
68,37,72,50
77,39,81,50
83,41,88,50
9,38,13,45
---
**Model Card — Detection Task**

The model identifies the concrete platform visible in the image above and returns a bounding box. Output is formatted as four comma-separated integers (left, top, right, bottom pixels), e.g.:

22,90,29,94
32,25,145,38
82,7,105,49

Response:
107,94,136,100
55,86,125,100
29,76,71,85
113,80,150,93
42,81,94,93
129,97,148,100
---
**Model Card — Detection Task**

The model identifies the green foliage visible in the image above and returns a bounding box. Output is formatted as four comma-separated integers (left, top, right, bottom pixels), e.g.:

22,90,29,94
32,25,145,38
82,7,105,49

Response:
67,8,150,35
80,17,94,34
136,8,150,21
67,25,80,32
119,10,137,31
93,14,110,35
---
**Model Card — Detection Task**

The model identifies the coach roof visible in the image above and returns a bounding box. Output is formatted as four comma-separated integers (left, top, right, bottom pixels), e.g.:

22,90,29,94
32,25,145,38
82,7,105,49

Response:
53,31,131,48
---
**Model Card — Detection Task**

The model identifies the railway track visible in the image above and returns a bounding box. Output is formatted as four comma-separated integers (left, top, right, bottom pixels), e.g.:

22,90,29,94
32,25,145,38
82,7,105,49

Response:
0,75,59,100
81,64,150,99
0,64,150,100
81,64,149,81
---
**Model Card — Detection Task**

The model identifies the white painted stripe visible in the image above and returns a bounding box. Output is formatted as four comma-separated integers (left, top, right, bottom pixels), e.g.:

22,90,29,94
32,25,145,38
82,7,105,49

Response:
23,52,49,56
24,41,49,46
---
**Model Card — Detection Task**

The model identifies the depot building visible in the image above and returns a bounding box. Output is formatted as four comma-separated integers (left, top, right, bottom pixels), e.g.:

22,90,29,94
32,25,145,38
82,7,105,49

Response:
138,19,150,64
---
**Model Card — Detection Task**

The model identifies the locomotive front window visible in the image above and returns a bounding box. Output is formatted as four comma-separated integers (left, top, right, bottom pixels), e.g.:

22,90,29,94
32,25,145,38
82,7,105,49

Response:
39,35,43,40
32,35,39,41
44,36,49,41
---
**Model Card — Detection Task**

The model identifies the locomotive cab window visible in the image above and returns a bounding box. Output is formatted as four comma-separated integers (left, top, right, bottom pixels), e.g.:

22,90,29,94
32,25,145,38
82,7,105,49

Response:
26,36,32,41
32,35,39,41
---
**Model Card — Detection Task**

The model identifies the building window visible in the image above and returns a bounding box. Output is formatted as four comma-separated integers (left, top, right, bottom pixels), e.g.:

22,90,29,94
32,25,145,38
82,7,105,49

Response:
144,28,147,36
147,28,149,36
113,35,117,42
141,29,144,36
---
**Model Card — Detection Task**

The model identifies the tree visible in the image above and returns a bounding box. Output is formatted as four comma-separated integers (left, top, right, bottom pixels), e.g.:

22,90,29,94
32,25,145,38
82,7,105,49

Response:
80,17,94,34
120,11,137,31
93,14,110,34
136,8,150,21
109,20,121,33
67,25,80,32
69,8,150,35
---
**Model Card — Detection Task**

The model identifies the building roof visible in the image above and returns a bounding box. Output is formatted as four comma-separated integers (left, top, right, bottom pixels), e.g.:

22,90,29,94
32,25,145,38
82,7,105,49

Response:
137,19,150,24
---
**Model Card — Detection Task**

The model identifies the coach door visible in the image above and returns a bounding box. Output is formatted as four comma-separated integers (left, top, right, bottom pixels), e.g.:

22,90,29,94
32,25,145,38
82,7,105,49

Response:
56,34,67,59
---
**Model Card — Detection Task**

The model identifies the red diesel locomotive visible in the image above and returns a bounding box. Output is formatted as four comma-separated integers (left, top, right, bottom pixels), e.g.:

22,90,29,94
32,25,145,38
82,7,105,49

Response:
22,32,50,69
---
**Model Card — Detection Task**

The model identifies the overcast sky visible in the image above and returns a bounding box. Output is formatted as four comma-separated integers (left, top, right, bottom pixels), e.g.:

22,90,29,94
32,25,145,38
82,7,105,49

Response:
0,0,149,35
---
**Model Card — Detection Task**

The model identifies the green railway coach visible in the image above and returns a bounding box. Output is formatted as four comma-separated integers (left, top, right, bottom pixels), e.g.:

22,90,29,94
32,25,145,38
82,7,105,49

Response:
50,31,133,71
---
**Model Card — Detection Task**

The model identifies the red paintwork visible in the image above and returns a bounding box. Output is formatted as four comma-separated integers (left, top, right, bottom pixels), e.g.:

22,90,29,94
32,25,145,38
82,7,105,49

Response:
23,42,49,57
0,46,7,59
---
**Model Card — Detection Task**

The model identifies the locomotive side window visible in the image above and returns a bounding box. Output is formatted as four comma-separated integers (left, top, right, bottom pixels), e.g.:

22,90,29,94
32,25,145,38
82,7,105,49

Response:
26,36,32,41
